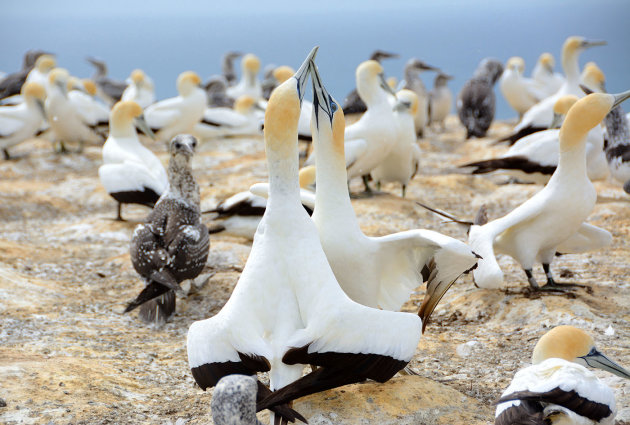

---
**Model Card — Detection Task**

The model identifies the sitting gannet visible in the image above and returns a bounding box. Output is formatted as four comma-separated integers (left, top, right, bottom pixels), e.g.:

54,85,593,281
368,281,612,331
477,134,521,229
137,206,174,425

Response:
145,71,207,143
603,102,630,194
226,53,262,100
86,57,127,106
468,90,629,290
457,58,504,139
221,51,243,86
531,52,564,98
0,50,51,100
499,57,546,118
125,135,209,325
500,36,606,144
309,57,478,323
0,82,47,160
370,89,421,197
187,49,422,424
67,77,110,128
204,75,234,108
401,58,440,137
495,326,630,425
581,62,607,93
194,95,264,140
428,73,454,131
98,101,166,221
121,69,155,109
25,54,56,90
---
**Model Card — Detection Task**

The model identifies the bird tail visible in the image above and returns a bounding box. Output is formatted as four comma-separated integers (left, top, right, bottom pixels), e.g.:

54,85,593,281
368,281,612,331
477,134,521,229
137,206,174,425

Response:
497,126,545,145
138,290,176,325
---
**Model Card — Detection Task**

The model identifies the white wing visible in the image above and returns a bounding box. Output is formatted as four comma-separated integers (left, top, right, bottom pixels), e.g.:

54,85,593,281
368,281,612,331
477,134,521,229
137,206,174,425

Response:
556,223,612,254
145,97,183,129
98,160,168,194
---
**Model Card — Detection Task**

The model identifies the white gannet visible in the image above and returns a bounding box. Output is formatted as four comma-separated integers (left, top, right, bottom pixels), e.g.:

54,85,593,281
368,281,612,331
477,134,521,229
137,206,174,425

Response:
45,68,104,152
603,103,630,194
581,62,607,93
309,58,478,324
98,101,167,221
370,89,421,197
145,71,207,143
0,50,51,99
25,54,56,90
463,95,609,183
457,58,504,139
468,90,630,290
207,166,316,240
125,135,209,325
531,52,564,97
401,58,440,137
428,73,453,131
121,69,155,109
500,36,606,144
194,95,264,140
226,53,262,100
499,57,546,118
67,78,110,128
222,51,243,86
187,49,422,424
342,60,398,192
86,57,127,106
495,326,630,425
0,82,47,159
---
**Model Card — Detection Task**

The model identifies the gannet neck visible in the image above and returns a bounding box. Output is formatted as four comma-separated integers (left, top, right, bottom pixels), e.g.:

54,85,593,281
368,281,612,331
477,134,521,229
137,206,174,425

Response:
110,101,142,138
356,60,390,108
166,135,199,206
562,39,581,84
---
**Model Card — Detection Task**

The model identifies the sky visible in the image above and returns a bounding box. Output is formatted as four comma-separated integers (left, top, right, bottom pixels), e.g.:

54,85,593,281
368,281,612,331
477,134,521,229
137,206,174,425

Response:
2,0,629,119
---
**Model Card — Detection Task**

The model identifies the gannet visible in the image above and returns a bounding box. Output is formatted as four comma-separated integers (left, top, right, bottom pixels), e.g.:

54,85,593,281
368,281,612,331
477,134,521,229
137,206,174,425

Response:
194,95,264,140
342,50,398,116
581,62,607,93
343,60,398,192
222,51,243,86
212,375,263,425
531,52,564,97
603,103,630,194
86,57,127,106
495,326,630,425
121,69,155,109
499,57,546,118
204,75,234,108
45,68,104,152
0,82,47,160
370,89,421,197
457,58,504,139
226,53,262,100
468,90,629,290
126,134,209,325
209,165,316,240
187,49,422,424
24,54,56,90
261,65,294,100
309,57,478,322
500,36,606,144
145,71,207,143
462,95,609,183
401,58,440,137
98,101,166,221
0,50,51,99
67,78,110,128
428,73,453,131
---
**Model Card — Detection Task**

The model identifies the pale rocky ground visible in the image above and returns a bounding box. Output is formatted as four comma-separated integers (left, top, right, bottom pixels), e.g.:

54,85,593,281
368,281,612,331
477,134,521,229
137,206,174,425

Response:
1,116,629,425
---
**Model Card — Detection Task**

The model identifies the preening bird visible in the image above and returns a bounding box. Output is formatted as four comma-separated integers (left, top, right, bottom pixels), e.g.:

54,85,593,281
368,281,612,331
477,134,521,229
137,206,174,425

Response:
125,134,209,325
0,82,47,159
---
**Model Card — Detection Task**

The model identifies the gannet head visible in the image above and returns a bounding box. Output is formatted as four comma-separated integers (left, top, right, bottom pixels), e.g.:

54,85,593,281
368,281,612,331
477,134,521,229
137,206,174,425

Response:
539,52,555,72
550,95,578,128
298,165,316,189
82,79,98,96
474,58,504,84
234,95,257,113
177,71,202,96
66,76,82,92
408,58,440,73
506,57,525,75
22,82,47,118
532,326,630,379
242,54,261,74
273,66,296,84
35,55,56,73
130,69,146,85
49,68,70,95
110,100,154,139
370,50,398,62
310,55,345,157
225,51,243,61
264,47,318,154
434,73,454,88
393,89,419,115
356,60,396,101
563,36,607,56
170,134,198,158
581,62,606,93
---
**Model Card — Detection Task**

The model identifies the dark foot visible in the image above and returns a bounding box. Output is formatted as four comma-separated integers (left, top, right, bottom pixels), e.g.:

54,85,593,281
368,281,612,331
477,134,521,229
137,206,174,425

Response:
524,269,539,290
2,148,10,160
362,175,373,193
540,279,587,291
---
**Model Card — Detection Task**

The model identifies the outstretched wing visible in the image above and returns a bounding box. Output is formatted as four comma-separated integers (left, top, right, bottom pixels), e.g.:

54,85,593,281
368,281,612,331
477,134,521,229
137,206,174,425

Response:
555,223,612,254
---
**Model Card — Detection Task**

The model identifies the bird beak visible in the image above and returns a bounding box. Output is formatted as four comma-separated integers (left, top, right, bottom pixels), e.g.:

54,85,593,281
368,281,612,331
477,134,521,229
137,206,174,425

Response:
135,114,156,140
582,40,607,49
294,46,319,104
416,62,440,72
612,89,630,109
393,99,411,112
379,73,397,98
36,99,47,120
56,81,67,96
581,349,630,379
550,112,563,129
309,57,334,127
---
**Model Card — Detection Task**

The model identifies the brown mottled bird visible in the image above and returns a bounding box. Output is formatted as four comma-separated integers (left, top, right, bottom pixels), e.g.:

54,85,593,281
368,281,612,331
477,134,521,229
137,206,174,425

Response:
125,134,209,324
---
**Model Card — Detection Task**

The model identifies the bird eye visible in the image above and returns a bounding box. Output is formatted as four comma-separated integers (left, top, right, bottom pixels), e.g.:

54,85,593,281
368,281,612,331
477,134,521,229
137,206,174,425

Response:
191,141,197,148
331,102,337,113
175,142,181,149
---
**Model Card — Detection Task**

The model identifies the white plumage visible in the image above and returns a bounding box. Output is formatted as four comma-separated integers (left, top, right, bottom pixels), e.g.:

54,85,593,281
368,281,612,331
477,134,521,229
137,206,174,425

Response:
226,53,262,101
0,82,47,159
194,95,263,140
531,52,564,98
121,69,155,109
499,57,546,117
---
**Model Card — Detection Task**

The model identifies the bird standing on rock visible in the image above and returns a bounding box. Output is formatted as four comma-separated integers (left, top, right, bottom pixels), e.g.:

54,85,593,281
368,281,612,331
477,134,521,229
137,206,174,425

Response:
125,134,209,325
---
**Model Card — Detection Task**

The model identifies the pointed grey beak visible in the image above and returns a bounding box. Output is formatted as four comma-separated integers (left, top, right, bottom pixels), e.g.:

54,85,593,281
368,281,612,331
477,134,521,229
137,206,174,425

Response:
135,114,156,140
36,99,47,120
550,112,563,129
612,89,630,109
393,99,411,112
581,349,630,379
294,46,319,104
583,40,607,49
379,72,396,98
309,58,336,128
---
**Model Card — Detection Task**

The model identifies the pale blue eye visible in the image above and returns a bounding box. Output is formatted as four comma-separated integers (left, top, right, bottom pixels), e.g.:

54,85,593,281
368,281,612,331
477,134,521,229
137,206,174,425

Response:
331,102,337,112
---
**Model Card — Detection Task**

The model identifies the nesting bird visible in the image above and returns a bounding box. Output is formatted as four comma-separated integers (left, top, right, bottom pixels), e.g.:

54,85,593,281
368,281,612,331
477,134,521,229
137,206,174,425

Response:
428,73,454,131
67,77,110,129
531,52,564,97
87,57,127,106
495,326,630,425
226,53,262,101
25,54,57,91
204,75,234,108
121,69,156,109
125,134,209,325
0,50,51,100
457,58,504,139
0,82,47,159
195,95,264,141
499,57,546,118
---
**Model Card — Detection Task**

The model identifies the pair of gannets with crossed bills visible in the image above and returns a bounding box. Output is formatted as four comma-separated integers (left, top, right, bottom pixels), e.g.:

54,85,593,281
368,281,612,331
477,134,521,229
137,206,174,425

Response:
495,326,630,425
187,48,427,424
467,90,630,290
531,52,565,97
500,36,606,144
126,134,209,325
99,101,166,221
0,82,47,160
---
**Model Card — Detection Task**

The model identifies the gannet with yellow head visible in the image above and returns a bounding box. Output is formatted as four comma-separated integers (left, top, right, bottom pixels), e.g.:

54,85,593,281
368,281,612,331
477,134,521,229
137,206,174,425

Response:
428,73,454,131
469,90,630,290
500,36,606,144
531,52,565,97
25,54,56,89
145,71,207,143
195,94,264,140
499,57,547,118
67,77,110,127
98,100,165,220
496,325,630,425
226,53,262,100
188,48,422,423
121,69,155,109
0,50,52,100
581,62,607,93
0,81,47,159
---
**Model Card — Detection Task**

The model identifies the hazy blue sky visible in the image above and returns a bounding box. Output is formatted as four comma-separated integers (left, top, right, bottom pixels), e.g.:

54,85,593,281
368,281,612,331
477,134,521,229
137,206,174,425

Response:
2,0,629,118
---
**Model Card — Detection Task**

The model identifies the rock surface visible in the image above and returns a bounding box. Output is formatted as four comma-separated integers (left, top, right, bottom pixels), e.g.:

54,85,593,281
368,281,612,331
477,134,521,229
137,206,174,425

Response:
0,117,629,424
